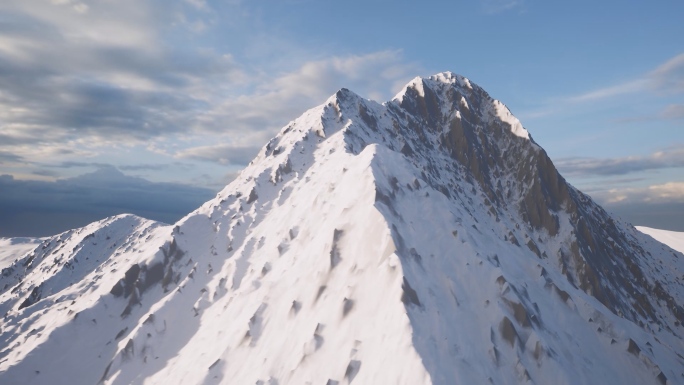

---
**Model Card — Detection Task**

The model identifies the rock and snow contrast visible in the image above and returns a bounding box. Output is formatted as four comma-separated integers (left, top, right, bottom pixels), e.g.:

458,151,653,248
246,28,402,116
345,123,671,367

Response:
637,227,684,255
1,72,684,384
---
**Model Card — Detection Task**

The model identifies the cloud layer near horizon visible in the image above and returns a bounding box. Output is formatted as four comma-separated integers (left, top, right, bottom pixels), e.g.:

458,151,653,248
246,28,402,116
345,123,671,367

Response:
0,167,214,237
555,147,684,177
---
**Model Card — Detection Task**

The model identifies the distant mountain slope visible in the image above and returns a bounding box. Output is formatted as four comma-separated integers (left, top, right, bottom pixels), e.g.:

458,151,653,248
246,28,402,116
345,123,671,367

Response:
0,237,42,272
1,73,683,385
637,226,684,254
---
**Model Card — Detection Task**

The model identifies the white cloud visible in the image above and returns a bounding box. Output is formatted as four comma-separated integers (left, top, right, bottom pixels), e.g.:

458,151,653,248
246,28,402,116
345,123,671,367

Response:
565,79,648,103
605,192,628,204
0,1,421,180
592,181,684,205
660,104,684,120
5,0,158,49
649,182,684,201
566,52,684,103
0,0,245,164
555,146,684,176
481,0,523,14
175,144,261,165
192,50,420,137
183,0,207,10
519,52,684,121
650,53,684,94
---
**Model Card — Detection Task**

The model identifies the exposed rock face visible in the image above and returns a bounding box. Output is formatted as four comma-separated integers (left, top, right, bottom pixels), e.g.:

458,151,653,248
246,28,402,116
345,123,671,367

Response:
1,72,683,385
383,75,683,330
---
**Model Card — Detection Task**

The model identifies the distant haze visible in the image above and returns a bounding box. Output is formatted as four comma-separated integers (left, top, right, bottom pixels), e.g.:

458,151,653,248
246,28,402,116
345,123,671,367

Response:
1,161,683,238
606,202,684,232
0,168,214,237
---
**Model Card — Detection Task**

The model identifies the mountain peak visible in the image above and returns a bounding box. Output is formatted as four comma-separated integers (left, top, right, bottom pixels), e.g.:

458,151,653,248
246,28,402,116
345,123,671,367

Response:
393,72,531,141
2,73,683,385
394,71,474,96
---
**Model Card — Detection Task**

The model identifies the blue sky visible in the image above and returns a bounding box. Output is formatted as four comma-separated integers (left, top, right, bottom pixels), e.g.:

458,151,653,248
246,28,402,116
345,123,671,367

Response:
0,0,683,235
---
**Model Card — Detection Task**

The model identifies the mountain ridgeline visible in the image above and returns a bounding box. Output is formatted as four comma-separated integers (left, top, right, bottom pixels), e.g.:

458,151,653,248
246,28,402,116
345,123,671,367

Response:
1,72,683,384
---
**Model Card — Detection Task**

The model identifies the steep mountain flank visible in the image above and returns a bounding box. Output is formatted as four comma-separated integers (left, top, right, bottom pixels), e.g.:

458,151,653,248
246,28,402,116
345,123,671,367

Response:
1,73,682,385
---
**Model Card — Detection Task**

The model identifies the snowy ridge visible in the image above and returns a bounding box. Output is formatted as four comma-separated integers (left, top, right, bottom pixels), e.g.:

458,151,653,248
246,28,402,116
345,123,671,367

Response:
637,227,684,254
1,73,683,384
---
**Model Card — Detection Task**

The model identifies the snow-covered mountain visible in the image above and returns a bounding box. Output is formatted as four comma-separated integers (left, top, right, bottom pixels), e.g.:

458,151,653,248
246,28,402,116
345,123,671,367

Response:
638,227,684,255
1,72,683,385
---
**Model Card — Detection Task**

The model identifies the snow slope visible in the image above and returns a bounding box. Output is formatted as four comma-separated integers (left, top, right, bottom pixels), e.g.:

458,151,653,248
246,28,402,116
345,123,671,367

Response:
0,237,42,272
638,227,684,254
1,72,683,385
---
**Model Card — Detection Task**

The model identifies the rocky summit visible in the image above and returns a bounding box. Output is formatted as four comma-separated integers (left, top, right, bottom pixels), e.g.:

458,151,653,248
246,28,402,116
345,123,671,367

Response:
1,72,683,384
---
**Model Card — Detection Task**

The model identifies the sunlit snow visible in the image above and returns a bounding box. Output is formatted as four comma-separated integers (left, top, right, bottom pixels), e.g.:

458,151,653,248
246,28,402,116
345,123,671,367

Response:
1,73,682,385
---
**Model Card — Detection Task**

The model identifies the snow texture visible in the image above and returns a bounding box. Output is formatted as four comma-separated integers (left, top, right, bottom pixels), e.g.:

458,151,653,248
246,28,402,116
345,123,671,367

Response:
1,72,683,385
638,227,684,254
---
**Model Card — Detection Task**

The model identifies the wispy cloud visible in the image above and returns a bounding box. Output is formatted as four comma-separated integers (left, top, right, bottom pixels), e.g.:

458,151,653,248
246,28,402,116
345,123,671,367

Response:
118,163,193,172
613,103,684,124
562,146,684,230
556,146,684,177
191,50,419,138
520,52,684,120
649,182,684,200
565,79,649,103
0,0,244,163
650,53,684,94
176,144,262,165
0,151,24,165
481,0,524,14
0,0,420,172
566,53,684,103
591,182,684,205
660,104,684,120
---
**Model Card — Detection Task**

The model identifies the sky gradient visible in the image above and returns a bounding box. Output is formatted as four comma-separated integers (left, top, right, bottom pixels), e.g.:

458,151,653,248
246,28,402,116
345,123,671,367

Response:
1,0,683,236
